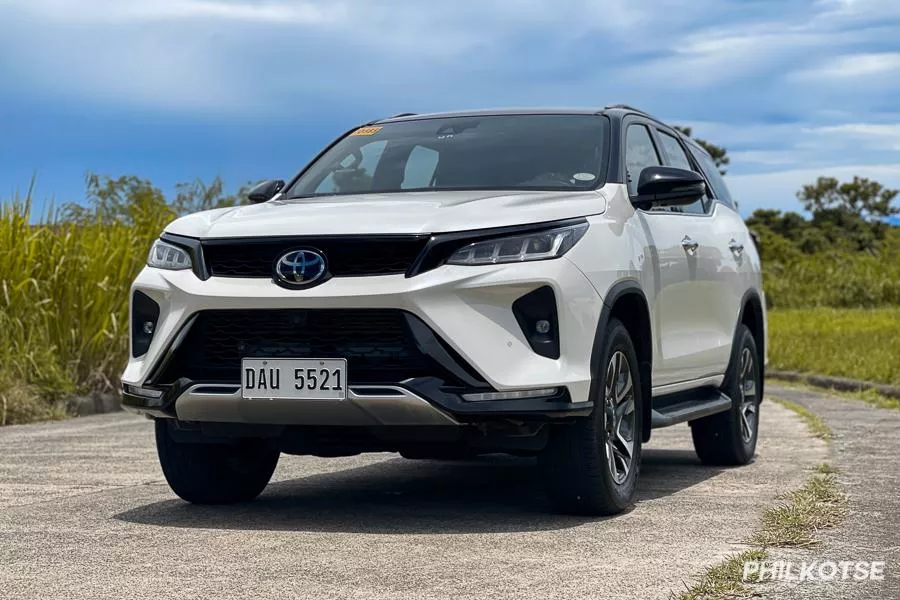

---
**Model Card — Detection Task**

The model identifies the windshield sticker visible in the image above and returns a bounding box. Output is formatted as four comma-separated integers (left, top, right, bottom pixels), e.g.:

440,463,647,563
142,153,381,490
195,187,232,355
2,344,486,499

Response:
573,172,596,181
350,126,382,136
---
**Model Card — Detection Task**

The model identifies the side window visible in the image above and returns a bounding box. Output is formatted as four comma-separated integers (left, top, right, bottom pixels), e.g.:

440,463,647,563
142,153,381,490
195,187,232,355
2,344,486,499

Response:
658,131,705,215
402,145,439,189
658,131,693,171
689,146,737,210
624,124,661,196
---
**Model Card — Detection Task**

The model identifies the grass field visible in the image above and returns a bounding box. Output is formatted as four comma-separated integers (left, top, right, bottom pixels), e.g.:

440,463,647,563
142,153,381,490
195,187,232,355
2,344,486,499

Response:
768,308,900,386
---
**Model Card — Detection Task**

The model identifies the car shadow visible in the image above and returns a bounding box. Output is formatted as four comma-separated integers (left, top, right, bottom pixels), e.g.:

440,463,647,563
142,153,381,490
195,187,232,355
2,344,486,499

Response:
114,448,722,535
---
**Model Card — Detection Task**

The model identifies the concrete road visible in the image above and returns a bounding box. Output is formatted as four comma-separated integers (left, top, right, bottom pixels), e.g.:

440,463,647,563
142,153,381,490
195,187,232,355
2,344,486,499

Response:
760,385,900,600
0,401,824,600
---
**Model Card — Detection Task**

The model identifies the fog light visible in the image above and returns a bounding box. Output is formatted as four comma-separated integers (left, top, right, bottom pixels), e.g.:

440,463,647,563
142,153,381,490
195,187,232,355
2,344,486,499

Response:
142,321,155,335
463,387,559,402
512,286,559,359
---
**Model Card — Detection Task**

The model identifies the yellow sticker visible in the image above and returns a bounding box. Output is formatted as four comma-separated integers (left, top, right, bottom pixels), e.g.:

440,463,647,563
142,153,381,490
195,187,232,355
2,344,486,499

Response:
351,126,382,136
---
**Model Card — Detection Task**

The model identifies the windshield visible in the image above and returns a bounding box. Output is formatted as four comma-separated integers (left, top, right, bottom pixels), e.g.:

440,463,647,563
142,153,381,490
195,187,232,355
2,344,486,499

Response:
284,114,609,198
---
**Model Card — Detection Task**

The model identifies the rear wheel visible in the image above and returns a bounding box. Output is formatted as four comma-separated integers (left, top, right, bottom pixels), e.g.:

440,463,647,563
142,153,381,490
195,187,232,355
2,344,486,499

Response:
539,318,642,515
155,420,280,504
691,325,761,465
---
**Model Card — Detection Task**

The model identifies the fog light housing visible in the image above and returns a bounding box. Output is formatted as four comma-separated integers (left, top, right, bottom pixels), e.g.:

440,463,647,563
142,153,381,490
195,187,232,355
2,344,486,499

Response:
512,286,559,359
463,388,559,402
131,290,160,357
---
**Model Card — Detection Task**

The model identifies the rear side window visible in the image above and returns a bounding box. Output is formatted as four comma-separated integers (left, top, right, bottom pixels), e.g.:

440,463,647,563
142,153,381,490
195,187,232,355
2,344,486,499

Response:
688,146,736,210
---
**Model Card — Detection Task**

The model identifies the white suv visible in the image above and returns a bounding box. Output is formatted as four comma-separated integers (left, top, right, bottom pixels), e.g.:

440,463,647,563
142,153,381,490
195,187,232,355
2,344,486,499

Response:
123,106,766,515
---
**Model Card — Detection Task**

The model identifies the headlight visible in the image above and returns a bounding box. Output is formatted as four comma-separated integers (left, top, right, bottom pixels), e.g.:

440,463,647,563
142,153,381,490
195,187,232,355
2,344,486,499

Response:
447,222,588,266
147,239,192,270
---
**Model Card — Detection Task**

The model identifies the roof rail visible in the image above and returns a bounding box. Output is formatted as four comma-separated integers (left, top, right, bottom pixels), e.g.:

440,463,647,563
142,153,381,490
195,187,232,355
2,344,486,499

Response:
603,104,651,115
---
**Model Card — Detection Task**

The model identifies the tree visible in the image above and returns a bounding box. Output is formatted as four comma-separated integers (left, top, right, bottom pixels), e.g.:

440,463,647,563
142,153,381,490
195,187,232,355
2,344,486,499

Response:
172,176,250,216
797,176,899,223
62,174,173,228
674,126,730,175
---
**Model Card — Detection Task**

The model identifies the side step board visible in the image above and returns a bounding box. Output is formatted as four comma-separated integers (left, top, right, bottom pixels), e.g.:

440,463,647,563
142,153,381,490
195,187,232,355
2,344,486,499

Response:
651,388,732,428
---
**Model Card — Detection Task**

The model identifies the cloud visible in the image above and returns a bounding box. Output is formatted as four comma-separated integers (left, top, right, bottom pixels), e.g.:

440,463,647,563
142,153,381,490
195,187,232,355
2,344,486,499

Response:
6,0,346,24
2,0,900,212
806,123,900,150
793,52,900,80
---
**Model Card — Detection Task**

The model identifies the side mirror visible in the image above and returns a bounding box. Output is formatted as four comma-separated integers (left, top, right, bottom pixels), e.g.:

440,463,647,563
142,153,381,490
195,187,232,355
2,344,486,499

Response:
634,166,705,209
247,179,285,204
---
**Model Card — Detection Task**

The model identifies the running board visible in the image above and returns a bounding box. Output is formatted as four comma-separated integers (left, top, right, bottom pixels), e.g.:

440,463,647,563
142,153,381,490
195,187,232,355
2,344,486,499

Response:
651,388,732,428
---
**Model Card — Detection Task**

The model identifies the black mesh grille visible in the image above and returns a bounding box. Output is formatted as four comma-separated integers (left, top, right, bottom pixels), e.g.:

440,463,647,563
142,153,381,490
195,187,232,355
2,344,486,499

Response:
202,237,428,278
157,309,444,385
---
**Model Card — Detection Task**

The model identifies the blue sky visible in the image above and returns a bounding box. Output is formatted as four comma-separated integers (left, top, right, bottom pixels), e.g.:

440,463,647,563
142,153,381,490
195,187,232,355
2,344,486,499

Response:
2,0,900,217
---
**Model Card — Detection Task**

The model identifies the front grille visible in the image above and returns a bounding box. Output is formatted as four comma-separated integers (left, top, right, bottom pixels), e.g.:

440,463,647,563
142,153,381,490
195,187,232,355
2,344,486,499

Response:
157,309,445,385
202,236,429,278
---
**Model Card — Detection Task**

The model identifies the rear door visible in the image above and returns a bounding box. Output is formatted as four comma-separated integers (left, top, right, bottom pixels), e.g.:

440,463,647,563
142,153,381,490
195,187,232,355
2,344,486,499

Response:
687,144,756,360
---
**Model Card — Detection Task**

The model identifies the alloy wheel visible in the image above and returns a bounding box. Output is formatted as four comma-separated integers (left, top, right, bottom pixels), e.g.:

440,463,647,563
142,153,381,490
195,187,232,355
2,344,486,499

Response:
738,347,759,443
603,350,636,485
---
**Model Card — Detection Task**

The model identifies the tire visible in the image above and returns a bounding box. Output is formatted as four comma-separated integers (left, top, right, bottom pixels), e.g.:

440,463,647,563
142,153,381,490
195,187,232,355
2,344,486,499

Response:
155,420,280,504
690,324,761,466
539,317,643,515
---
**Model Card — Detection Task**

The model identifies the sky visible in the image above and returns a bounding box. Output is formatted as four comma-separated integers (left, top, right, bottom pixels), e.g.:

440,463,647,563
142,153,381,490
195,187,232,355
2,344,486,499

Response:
1,0,900,217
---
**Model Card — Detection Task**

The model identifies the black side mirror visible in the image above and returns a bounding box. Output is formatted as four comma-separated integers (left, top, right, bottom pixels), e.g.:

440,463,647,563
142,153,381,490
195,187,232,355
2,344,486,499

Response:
247,179,285,204
633,166,705,210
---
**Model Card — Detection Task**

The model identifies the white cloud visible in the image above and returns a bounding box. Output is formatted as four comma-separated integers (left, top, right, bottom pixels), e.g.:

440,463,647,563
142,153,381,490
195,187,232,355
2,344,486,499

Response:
806,123,900,150
8,0,346,24
793,52,900,80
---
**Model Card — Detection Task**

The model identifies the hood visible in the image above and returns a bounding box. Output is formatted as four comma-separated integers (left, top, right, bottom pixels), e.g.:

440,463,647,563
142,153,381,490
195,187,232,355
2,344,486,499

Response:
164,188,609,238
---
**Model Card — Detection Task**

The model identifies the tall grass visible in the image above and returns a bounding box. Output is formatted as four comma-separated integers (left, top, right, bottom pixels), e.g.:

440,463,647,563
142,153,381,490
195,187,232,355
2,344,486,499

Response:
0,190,170,424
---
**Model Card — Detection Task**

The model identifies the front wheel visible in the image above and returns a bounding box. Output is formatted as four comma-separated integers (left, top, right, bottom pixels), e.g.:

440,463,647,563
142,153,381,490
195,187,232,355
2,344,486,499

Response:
691,324,761,465
539,317,643,515
155,420,280,504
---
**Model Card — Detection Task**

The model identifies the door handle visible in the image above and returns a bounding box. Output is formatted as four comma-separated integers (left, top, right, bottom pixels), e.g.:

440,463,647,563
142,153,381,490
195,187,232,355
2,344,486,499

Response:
729,239,744,256
681,235,699,255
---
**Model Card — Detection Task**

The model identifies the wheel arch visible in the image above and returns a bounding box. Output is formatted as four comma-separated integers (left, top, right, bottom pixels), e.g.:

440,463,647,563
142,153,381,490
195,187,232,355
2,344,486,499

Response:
590,280,654,443
736,289,766,401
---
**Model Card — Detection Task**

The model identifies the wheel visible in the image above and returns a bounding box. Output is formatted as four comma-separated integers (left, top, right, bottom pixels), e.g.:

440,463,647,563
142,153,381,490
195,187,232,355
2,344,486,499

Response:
539,317,642,515
690,324,761,466
155,420,280,504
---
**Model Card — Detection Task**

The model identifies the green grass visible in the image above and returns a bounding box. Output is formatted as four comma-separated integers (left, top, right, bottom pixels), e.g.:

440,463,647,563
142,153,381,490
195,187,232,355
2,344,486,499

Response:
672,549,768,600
771,398,833,440
751,466,848,548
768,308,900,386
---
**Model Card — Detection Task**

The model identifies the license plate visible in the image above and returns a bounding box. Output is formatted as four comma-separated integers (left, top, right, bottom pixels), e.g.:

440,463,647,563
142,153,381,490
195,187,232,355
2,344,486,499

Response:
241,358,347,400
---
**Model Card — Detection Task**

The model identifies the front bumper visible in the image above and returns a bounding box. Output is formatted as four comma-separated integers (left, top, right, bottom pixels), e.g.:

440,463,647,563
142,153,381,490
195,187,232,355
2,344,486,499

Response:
123,256,602,424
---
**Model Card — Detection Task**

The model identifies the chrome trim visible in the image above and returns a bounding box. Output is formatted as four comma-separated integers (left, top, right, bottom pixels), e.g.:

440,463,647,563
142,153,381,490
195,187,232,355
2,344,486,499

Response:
174,384,460,426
